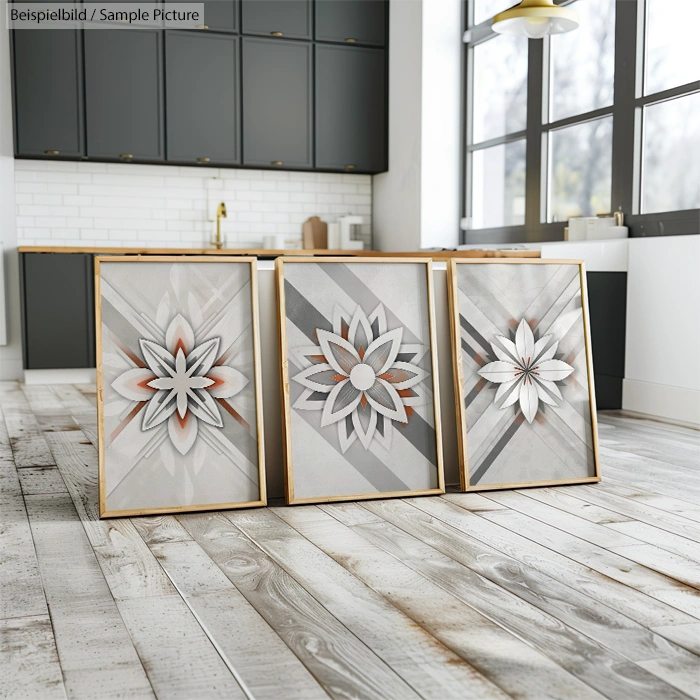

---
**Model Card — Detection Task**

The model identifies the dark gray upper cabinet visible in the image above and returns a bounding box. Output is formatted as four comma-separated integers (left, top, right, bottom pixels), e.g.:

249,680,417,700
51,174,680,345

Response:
242,38,312,168
165,32,240,165
21,253,95,370
202,0,239,32
241,1,311,39
315,45,386,173
315,0,387,47
84,29,164,161
12,29,84,158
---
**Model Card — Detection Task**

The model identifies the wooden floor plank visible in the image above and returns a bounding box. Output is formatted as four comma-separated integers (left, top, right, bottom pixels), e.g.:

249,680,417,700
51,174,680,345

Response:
178,511,421,700
599,424,700,473
50,385,96,414
366,498,700,700
566,484,700,543
132,515,193,546
0,615,66,700
17,467,68,496
598,478,700,524
229,507,509,700
477,504,700,620
24,493,154,699
40,427,250,698
115,595,247,699
520,486,700,564
45,430,176,598
487,490,700,587
276,504,605,700
441,493,699,628
151,539,329,699
0,384,54,468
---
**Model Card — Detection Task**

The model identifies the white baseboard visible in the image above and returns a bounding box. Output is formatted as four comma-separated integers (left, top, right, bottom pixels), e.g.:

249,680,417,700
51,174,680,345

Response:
24,368,96,385
622,378,700,428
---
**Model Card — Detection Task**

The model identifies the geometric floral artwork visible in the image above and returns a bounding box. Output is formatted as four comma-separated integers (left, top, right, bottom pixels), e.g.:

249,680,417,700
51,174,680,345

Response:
96,257,265,517
477,318,575,424
278,258,445,504
448,260,600,491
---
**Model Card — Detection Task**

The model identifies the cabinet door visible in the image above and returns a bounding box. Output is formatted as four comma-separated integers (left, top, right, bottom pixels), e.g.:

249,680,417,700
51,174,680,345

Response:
21,254,95,370
315,45,386,173
166,32,239,164
84,29,164,161
12,29,84,158
242,38,312,168
315,0,387,47
202,0,239,32
241,0,311,39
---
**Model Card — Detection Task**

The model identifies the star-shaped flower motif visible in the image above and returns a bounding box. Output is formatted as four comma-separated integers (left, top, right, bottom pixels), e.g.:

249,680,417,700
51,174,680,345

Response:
478,319,574,423
111,314,247,455
292,304,428,452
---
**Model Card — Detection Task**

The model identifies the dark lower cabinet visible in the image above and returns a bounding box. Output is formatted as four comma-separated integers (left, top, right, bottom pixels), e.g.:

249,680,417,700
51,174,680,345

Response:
21,254,95,370
199,0,239,32
242,0,312,39
315,0,387,46
166,32,240,165
84,29,164,161
587,272,627,410
242,38,313,168
12,29,84,158
315,44,386,173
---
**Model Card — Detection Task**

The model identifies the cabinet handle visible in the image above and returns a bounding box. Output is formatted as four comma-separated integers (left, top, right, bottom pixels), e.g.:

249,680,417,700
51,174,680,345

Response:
270,31,283,36
197,157,211,163
271,161,283,166
345,38,357,43
196,24,209,29
44,150,59,155
119,153,133,159
345,164,356,170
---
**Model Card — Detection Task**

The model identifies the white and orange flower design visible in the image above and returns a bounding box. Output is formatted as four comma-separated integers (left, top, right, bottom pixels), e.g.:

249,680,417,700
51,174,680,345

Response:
292,304,429,452
111,314,247,455
478,318,574,423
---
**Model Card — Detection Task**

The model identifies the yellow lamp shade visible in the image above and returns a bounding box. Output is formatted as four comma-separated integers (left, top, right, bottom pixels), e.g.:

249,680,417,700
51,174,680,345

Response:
493,0,579,38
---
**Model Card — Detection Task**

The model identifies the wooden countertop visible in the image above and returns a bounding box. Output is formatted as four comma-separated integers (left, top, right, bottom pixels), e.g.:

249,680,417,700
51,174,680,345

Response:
18,246,541,259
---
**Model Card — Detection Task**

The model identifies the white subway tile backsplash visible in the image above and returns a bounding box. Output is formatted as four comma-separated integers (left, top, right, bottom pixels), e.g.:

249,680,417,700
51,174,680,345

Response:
16,161,373,248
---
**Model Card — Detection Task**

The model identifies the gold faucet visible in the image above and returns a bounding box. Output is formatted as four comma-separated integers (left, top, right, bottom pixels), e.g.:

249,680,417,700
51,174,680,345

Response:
212,202,227,249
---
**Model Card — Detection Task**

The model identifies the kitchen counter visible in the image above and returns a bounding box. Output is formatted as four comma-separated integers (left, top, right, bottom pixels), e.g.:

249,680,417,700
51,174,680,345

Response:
18,246,541,259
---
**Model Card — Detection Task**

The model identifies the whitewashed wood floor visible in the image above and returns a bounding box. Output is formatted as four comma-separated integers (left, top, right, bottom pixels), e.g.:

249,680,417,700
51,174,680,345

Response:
2,381,700,700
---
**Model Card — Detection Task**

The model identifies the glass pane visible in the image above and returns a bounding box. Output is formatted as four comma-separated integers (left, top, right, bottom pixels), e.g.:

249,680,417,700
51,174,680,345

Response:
642,92,700,213
474,0,514,26
548,117,613,222
471,140,526,229
473,35,528,143
550,0,615,122
645,0,700,95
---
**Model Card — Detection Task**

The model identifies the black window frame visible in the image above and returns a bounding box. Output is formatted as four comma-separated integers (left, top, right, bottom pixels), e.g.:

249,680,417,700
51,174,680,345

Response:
462,0,700,244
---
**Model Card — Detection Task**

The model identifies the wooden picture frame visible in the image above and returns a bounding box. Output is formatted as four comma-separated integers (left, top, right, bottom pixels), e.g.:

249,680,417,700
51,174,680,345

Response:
447,258,601,492
96,256,266,517
277,257,445,504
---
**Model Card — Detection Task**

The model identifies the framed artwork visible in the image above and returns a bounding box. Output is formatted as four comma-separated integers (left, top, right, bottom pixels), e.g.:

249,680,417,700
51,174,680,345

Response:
448,259,600,491
96,256,266,517
277,258,445,504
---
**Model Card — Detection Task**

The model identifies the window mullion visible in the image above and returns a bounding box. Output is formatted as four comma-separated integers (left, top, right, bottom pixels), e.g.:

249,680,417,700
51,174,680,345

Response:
610,0,642,217
525,38,547,240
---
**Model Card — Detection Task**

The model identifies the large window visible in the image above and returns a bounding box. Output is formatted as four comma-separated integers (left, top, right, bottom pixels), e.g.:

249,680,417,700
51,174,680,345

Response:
463,0,700,241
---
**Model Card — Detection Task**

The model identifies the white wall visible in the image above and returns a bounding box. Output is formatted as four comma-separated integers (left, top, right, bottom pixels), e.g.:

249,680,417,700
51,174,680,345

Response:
16,161,372,248
372,0,422,251
373,0,462,251
624,234,700,427
0,2,24,380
